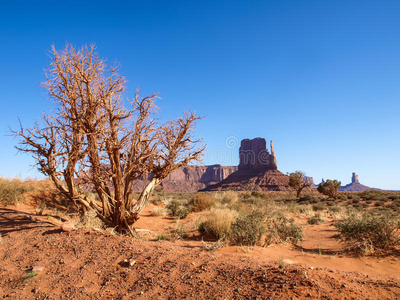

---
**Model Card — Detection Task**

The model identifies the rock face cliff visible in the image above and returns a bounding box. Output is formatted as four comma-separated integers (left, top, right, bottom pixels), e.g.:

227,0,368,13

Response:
203,138,290,191
133,165,237,192
340,172,373,192
239,138,277,171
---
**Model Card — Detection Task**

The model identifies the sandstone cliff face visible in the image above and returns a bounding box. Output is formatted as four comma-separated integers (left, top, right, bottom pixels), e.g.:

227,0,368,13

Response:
239,138,277,171
203,138,290,192
133,165,237,192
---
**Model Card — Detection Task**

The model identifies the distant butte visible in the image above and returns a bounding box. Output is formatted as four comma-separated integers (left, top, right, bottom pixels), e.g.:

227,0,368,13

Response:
339,172,375,192
202,138,290,191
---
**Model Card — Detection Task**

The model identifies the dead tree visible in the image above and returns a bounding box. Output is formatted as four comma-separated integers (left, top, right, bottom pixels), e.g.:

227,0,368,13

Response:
14,44,204,235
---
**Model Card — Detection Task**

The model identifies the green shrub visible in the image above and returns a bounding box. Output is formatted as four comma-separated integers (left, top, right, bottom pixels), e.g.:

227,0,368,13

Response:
307,216,325,225
231,211,266,246
199,208,238,240
155,233,168,241
190,193,215,212
312,202,326,211
0,178,34,205
266,215,303,245
359,190,387,201
299,195,323,204
166,199,189,219
328,206,342,213
374,201,385,207
335,215,400,255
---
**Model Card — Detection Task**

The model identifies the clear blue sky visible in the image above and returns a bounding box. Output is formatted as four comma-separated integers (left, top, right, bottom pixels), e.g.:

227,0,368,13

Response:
1,0,399,189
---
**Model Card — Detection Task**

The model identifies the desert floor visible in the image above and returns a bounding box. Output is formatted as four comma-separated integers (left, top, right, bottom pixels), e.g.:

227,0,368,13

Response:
1,202,399,300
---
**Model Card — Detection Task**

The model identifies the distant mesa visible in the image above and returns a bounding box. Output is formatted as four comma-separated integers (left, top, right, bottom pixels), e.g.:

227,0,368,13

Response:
202,138,290,191
339,172,374,192
133,165,237,192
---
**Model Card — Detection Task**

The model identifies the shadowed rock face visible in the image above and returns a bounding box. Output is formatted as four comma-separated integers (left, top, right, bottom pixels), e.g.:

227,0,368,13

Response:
239,138,277,171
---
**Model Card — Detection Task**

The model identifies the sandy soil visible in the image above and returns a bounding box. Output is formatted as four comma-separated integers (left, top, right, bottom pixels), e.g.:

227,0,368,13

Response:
1,204,400,299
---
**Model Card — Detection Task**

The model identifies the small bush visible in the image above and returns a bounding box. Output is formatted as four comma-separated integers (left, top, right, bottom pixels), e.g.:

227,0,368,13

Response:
167,199,189,219
307,216,325,225
335,215,400,255
199,208,238,240
328,206,341,213
0,178,34,205
155,233,168,241
266,215,303,245
190,194,215,212
231,211,266,246
150,207,168,216
217,191,238,205
312,202,326,211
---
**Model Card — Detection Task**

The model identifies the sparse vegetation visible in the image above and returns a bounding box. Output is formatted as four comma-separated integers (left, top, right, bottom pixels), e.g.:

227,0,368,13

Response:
155,233,168,241
277,258,285,269
266,215,304,246
198,208,238,240
150,206,168,216
166,199,189,219
23,271,38,282
335,215,400,255
190,193,216,212
231,211,266,246
307,216,325,225
0,177,34,205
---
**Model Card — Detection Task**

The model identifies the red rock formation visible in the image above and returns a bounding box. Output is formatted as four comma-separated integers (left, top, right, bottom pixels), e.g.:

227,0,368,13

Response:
133,165,237,192
339,172,374,192
239,138,277,171
203,138,290,191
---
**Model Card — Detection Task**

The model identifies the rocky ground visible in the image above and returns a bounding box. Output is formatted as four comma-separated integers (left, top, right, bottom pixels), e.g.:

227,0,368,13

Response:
1,206,400,299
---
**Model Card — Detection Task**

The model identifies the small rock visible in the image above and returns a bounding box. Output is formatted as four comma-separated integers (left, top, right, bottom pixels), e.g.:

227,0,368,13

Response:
61,222,75,232
32,266,44,272
129,259,136,266
309,267,314,270
282,259,293,264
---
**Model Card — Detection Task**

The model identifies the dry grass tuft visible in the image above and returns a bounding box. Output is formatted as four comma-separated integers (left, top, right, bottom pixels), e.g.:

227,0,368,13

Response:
191,193,216,212
198,208,238,240
150,206,168,216
0,177,34,205
79,210,104,229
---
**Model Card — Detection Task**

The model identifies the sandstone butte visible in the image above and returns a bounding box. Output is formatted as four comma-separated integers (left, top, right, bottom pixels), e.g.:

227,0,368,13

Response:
133,137,291,192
